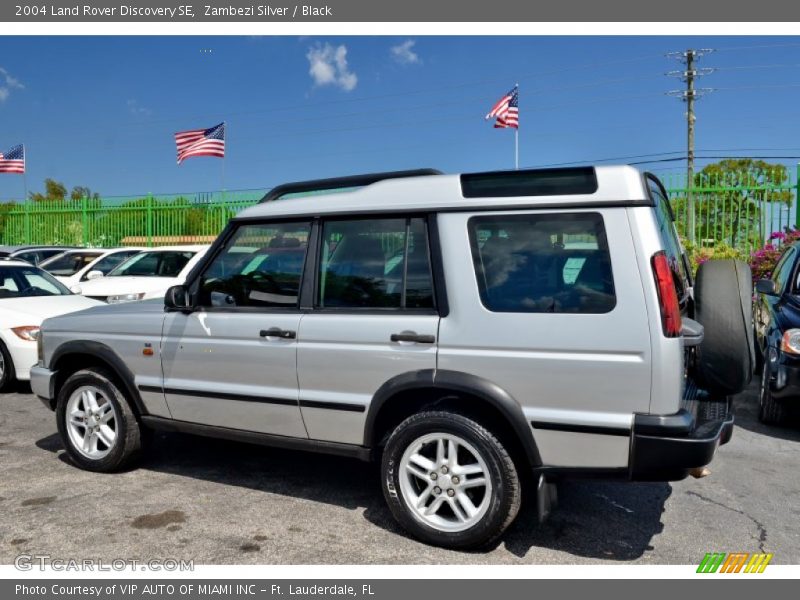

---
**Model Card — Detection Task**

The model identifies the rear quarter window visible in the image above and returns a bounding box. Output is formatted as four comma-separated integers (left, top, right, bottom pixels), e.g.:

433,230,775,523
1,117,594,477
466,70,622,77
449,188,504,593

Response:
468,213,615,314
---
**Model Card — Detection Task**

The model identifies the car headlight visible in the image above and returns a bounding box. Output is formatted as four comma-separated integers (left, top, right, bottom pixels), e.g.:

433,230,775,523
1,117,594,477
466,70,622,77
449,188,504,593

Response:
781,329,800,354
11,326,41,341
107,292,146,304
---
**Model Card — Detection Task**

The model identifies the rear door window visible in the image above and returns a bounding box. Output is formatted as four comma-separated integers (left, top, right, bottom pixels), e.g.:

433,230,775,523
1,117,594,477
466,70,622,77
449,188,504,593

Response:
317,217,434,310
468,213,615,314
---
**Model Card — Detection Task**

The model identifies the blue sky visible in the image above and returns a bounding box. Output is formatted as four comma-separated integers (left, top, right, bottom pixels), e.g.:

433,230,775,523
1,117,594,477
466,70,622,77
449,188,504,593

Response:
2,35,800,200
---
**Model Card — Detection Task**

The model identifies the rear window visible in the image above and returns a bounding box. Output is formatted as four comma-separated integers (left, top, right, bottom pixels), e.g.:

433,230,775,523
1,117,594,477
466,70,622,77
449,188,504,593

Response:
468,213,615,314
647,176,690,299
109,251,195,277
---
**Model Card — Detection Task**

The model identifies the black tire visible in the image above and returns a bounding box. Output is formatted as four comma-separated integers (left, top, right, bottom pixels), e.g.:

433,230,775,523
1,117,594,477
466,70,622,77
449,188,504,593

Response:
754,330,764,373
0,341,16,392
759,360,788,425
381,410,521,550
694,259,755,396
56,367,143,472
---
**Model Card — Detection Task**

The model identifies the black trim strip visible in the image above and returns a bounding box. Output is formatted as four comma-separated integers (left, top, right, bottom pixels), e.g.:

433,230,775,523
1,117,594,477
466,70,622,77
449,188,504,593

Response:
138,385,367,413
531,420,630,437
142,386,298,407
140,416,372,462
299,399,366,413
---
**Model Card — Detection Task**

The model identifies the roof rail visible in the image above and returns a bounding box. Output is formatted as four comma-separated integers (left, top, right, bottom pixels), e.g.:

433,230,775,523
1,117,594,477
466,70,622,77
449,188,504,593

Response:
259,168,443,203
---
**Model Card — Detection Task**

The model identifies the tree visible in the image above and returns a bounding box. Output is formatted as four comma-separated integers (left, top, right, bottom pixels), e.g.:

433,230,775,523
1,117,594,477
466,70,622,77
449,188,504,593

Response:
28,179,100,202
70,186,100,201
670,159,792,251
29,178,68,202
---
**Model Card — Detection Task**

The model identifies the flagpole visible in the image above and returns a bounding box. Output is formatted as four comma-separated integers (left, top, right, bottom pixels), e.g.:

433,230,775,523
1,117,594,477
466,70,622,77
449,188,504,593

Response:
22,144,28,202
221,121,226,205
515,83,519,170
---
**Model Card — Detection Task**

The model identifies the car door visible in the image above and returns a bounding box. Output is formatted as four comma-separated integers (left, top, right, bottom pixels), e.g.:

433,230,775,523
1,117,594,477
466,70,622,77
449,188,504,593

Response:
159,220,312,438
296,216,440,444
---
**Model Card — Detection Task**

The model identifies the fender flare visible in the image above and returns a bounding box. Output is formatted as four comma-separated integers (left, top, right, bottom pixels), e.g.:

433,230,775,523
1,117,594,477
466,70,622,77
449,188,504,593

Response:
50,340,148,416
364,369,541,467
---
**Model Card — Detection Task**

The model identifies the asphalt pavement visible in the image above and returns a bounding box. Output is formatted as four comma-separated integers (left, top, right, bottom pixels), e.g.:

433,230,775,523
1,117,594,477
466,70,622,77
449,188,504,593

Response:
1,379,798,564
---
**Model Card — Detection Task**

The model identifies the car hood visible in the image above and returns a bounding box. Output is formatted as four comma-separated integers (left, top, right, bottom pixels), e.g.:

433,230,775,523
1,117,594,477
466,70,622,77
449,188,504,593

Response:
0,295,103,324
74,276,180,296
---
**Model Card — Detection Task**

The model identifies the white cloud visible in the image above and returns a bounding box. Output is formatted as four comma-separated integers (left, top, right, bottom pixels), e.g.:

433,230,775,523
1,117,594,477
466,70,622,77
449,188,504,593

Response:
390,40,420,65
127,99,152,117
306,43,358,92
0,67,24,103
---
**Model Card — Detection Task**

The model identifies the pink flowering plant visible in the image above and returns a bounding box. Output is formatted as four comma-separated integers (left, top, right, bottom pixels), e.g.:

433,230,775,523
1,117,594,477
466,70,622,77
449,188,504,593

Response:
750,228,800,282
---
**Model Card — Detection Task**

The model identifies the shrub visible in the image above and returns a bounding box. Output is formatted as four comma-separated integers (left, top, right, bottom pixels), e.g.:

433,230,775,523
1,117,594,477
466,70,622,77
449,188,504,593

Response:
749,228,800,282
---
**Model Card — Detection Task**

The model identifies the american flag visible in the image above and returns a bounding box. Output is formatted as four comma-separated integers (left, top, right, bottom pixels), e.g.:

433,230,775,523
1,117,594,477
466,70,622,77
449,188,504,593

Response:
0,144,25,174
174,122,225,165
485,86,519,129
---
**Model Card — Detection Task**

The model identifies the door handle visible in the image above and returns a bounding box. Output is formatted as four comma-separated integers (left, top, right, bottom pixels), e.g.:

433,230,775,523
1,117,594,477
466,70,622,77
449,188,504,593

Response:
390,332,436,344
260,328,296,339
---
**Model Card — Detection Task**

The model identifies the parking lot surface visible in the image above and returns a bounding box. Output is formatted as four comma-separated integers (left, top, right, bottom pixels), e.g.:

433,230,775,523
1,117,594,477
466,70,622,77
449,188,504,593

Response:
1,380,799,565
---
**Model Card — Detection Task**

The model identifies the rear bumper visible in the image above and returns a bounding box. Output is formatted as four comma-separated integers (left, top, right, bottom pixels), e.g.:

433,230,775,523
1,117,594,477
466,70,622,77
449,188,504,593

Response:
629,397,733,481
30,365,57,410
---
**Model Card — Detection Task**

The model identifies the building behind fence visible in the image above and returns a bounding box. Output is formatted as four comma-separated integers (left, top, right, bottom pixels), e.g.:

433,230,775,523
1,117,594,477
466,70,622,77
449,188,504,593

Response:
2,168,800,254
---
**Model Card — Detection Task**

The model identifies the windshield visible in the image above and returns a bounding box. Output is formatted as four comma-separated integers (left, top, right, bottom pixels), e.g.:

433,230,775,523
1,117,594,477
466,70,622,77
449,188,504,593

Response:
40,251,104,276
0,265,72,297
108,250,196,277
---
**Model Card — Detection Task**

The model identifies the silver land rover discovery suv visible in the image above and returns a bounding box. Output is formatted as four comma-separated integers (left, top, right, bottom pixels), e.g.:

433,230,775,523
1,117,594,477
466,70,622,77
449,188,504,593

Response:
31,166,753,549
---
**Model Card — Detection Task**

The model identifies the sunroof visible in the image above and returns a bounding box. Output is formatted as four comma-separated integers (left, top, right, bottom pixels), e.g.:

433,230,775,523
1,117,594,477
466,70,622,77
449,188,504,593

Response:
460,167,598,198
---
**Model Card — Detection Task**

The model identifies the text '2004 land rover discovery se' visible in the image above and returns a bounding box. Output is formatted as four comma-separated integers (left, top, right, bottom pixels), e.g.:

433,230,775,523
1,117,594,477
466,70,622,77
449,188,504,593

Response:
31,167,754,549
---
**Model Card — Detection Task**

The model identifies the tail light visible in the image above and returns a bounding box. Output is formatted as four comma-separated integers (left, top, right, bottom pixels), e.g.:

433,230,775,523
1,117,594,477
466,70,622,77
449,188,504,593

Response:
651,251,682,337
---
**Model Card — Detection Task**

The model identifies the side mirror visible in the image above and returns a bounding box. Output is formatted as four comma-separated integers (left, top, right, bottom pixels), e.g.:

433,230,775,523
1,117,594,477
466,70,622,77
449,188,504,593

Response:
85,270,104,281
756,279,777,296
164,285,191,311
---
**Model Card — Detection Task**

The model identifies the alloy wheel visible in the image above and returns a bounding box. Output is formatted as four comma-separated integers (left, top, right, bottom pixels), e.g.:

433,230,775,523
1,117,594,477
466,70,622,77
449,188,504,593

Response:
398,432,492,532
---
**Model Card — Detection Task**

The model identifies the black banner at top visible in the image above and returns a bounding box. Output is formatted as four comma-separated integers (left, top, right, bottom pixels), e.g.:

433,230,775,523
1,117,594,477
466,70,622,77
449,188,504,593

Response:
0,0,793,22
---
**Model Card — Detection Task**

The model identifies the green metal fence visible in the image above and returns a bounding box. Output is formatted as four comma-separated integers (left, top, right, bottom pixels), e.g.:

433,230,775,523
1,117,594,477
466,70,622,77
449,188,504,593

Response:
0,190,265,248
1,169,799,254
661,165,800,255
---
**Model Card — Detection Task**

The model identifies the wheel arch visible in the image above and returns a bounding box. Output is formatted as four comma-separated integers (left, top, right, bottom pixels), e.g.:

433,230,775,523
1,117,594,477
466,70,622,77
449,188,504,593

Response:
364,369,542,469
50,341,147,416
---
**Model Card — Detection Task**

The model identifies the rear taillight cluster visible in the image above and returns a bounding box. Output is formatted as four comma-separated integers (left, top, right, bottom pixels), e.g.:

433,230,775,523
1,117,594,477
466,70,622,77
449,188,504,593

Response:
651,251,682,337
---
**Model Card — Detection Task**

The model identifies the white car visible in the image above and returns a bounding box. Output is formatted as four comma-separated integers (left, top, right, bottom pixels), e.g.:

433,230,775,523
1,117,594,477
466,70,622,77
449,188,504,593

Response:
0,260,101,390
71,245,210,303
39,248,144,288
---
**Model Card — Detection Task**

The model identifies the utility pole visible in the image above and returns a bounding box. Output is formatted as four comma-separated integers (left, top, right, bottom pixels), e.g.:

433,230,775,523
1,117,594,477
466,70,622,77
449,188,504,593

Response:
667,49,715,245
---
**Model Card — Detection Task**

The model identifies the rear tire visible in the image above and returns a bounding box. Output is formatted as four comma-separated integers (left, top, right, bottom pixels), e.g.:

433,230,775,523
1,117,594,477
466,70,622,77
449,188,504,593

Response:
759,361,788,426
381,410,521,550
694,259,755,396
56,368,143,472
0,341,16,392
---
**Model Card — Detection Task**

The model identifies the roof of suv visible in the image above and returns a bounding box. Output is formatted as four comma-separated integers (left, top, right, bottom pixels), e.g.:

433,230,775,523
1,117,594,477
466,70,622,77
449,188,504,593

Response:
236,165,650,221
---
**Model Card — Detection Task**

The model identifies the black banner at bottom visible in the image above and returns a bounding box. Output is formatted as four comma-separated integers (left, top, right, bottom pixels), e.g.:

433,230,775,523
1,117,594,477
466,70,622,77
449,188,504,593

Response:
2,579,795,600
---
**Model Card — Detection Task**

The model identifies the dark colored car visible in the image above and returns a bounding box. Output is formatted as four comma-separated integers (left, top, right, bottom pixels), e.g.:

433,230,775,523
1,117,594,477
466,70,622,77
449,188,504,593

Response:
754,241,800,425
0,245,78,266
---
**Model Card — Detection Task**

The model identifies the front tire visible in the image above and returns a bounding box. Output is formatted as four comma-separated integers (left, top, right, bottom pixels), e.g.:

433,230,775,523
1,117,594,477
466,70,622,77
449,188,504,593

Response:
0,341,16,392
759,361,788,426
381,410,521,550
56,368,143,472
